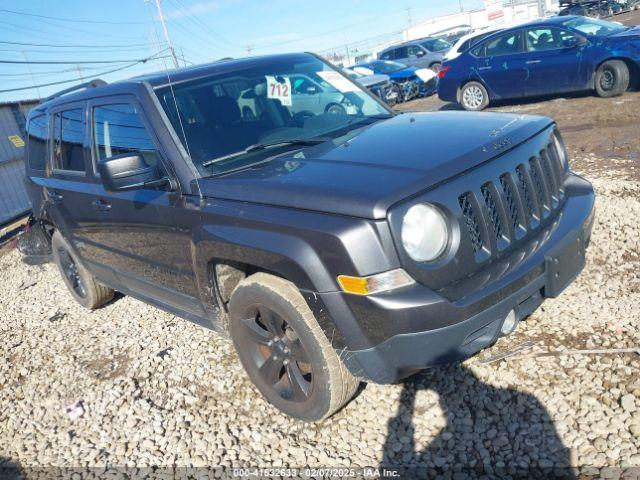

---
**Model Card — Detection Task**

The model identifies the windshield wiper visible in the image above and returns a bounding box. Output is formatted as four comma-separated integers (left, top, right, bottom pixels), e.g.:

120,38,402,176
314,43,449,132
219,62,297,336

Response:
202,138,331,168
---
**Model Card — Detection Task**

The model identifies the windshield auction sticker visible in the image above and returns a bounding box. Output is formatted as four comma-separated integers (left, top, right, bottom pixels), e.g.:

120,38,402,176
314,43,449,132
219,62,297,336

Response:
265,75,292,106
316,71,359,93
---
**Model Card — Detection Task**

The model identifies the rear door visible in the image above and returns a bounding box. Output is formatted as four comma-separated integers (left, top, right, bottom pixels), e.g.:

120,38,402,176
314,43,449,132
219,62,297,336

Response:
79,96,204,315
522,27,587,96
474,30,528,99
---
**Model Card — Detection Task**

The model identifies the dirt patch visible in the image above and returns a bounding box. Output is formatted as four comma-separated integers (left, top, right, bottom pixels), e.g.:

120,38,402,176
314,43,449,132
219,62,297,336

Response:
82,353,131,381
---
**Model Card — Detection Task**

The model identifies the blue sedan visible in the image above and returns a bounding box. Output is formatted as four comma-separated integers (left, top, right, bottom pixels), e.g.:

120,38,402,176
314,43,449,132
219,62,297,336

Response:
438,16,640,110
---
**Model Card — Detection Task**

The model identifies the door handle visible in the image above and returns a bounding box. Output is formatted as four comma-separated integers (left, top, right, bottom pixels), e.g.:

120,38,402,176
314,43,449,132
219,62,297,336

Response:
526,60,542,65
91,199,112,212
48,190,63,202
478,66,492,71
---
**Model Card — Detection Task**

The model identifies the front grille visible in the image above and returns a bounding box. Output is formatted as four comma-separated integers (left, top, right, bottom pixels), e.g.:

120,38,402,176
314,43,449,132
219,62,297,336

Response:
459,193,483,252
458,138,567,259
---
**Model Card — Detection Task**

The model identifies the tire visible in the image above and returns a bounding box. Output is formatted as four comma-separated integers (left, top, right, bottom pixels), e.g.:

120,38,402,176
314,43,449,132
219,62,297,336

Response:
325,103,346,115
430,62,442,72
228,273,359,421
595,60,630,98
51,231,114,309
460,81,490,111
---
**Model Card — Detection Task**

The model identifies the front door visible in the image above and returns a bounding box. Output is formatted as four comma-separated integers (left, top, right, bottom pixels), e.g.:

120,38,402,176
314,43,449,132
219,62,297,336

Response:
77,97,203,316
522,27,587,97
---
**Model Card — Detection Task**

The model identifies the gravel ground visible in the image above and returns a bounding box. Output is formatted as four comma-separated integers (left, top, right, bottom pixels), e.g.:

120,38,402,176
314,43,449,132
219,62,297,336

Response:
2,82,640,480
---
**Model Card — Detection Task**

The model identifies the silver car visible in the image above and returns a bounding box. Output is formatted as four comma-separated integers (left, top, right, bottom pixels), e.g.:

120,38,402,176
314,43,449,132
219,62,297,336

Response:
378,37,452,71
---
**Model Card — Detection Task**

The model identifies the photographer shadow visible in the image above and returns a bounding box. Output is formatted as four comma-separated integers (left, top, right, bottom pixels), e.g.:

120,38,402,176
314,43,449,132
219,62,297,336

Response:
381,362,575,479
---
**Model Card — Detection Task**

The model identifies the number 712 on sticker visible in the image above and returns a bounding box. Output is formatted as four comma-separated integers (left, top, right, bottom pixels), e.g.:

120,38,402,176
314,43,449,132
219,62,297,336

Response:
265,76,292,106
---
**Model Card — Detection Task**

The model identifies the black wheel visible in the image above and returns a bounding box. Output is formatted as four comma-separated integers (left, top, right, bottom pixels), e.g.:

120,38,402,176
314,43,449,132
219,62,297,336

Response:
459,81,490,111
325,103,346,115
595,60,630,98
228,273,359,421
51,231,114,309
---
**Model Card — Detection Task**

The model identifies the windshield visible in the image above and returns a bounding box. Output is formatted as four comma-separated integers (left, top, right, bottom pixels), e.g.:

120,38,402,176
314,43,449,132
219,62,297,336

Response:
364,60,407,74
421,38,452,52
155,55,390,176
562,17,626,36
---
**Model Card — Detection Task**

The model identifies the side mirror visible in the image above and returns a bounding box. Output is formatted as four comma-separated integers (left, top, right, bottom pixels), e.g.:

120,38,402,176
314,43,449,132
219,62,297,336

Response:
416,49,426,57
97,153,166,191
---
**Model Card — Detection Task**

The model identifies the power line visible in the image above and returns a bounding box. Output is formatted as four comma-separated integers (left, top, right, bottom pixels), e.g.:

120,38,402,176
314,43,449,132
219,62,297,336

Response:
0,53,170,93
0,57,164,65
168,0,241,48
0,40,152,49
0,8,150,25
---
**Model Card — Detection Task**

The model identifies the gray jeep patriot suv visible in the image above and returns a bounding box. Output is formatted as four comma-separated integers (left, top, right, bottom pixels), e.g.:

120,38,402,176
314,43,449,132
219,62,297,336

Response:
24,53,595,421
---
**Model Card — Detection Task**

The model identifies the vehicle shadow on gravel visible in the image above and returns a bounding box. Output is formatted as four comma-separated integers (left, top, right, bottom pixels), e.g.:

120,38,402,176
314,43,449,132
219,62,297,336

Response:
380,363,575,479
0,456,23,480
437,91,596,112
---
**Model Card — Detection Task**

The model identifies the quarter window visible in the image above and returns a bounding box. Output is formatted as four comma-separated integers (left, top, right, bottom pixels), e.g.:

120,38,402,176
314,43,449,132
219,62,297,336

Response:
52,108,85,172
484,31,523,57
93,103,161,171
27,113,49,171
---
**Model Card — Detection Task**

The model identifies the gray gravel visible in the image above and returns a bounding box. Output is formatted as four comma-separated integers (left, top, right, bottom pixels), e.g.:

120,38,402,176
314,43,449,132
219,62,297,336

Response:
1,157,639,478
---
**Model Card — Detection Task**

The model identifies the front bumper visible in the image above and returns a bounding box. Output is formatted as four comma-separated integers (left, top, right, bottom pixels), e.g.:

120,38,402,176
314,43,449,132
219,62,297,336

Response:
312,176,595,384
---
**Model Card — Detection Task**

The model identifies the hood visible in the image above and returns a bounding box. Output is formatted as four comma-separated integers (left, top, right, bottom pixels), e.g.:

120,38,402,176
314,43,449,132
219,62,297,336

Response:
609,25,640,40
198,112,553,219
388,67,418,80
357,74,390,88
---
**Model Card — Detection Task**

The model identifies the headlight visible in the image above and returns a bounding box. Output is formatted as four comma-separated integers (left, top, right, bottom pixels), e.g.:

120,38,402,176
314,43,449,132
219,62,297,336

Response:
553,133,569,171
401,203,449,262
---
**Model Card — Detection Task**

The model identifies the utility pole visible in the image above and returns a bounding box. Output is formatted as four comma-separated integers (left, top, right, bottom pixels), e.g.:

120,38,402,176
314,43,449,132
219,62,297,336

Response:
21,51,41,99
245,44,254,54
76,65,84,82
154,0,179,68
406,6,413,27
459,0,464,12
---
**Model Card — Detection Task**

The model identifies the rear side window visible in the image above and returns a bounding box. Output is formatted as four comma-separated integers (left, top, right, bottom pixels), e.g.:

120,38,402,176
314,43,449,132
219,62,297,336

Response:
484,31,523,57
52,108,85,172
394,47,408,59
380,50,393,60
93,103,161,170
27,114,48,171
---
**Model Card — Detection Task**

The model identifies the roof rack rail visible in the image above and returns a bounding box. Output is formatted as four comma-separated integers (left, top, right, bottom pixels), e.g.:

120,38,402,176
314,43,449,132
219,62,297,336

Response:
45,79,107,102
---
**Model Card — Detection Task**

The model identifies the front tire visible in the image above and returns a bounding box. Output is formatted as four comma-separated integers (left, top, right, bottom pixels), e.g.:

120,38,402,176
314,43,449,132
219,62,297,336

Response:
228,273,359,421
595,60,630,98
430,62,441,72
460,81,489,111
51,231,114,309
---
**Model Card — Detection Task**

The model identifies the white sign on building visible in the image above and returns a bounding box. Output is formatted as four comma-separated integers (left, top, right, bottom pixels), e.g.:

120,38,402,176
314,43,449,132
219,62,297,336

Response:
485,0,505,22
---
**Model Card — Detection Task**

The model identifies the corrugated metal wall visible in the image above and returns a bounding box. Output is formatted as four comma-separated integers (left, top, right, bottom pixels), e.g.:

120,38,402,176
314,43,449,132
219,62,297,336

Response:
0,100,39,225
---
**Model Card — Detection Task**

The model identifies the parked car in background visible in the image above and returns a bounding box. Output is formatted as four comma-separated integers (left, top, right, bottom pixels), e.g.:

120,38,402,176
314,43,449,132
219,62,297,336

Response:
438,16,640,110
378,37,452,71
559,0,624,17
343,69,399,106
444,25,506,61
24,52,594,422
355,60,438,102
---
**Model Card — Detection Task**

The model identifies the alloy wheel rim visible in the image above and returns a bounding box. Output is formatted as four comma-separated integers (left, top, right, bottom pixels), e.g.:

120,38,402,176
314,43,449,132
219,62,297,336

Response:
58,248,87,298
239,305,313,403
600,69,615,91
463,85,484,110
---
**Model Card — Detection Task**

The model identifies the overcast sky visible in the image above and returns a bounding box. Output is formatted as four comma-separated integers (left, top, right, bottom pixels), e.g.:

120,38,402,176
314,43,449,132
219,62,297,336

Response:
0,0,484,102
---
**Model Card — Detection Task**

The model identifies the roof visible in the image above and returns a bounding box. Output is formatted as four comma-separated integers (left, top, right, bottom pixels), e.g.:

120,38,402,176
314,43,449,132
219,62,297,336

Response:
34,53,312,113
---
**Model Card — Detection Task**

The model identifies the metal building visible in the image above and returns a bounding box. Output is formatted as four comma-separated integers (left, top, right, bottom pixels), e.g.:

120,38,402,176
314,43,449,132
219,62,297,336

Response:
0,99,40,226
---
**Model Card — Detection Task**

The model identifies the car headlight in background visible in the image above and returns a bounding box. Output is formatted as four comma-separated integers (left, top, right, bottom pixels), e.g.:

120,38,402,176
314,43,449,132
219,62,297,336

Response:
553,133,569,171
401,203,449,262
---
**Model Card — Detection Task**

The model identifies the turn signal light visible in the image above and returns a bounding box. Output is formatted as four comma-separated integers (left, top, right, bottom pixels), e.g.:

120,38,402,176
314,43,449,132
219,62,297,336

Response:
337,269,415,296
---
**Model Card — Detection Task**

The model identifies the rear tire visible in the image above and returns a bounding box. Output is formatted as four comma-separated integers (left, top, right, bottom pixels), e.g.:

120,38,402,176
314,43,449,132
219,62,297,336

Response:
51,231,114,310
430,62,442,72
228,273,359,421
595,60,629,98
459,81,490,111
